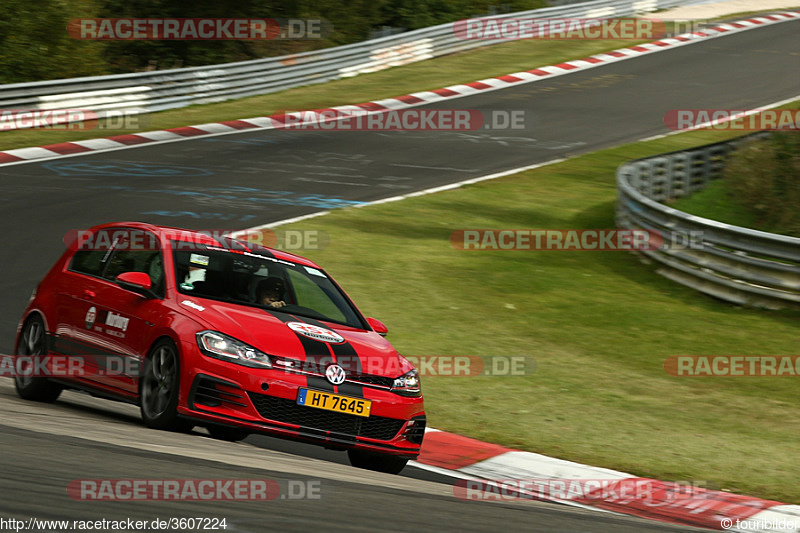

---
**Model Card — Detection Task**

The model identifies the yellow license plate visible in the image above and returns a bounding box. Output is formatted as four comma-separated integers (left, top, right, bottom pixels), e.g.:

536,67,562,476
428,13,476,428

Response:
297,389,371,417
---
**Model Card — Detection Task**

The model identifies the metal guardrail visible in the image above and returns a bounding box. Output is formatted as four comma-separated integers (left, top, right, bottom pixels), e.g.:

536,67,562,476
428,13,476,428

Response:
0,0,695,126
616,133,800,310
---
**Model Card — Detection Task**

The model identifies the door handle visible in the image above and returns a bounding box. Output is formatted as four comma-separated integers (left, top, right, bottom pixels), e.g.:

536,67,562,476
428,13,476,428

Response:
82,289,96,300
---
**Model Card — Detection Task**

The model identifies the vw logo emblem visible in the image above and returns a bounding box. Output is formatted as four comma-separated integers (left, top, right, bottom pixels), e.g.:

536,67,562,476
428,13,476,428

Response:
325,364,346,385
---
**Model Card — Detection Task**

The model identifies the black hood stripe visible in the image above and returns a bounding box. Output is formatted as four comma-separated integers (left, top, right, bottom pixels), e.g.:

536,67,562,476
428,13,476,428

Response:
261,309,334,391
330,342,363,397
285,314,364,397
261,309,365,397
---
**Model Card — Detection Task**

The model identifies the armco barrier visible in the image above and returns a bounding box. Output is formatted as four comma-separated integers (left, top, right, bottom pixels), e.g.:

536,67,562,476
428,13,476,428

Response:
616,132,800,310
0,0,697,127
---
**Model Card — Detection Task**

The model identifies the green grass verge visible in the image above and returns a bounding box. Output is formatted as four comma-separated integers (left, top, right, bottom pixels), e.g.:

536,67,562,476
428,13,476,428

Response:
274,125,800,503
1,23,678,151
709,8,800,21
670,179,762,228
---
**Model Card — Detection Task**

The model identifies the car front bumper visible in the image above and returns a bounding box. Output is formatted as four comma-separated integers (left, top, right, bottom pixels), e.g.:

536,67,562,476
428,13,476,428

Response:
177,341,426,457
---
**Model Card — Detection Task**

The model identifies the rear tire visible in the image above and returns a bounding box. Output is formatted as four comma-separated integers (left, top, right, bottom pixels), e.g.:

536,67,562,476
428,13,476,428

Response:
140,339,187,431
207,425,249,442
14,315,62,403
347,449,408,475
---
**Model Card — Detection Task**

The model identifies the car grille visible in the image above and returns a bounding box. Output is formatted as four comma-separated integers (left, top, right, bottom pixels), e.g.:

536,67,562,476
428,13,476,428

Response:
352,374,394,388
249,393,405,441
272,358,395,389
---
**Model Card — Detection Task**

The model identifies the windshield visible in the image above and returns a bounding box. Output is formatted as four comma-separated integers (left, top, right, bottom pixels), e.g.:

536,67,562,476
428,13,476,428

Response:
171,243,365,329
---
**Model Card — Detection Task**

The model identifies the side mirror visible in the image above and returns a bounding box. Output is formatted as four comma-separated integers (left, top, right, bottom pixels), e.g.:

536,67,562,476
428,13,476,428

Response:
116,271,156,298
367,317,388,336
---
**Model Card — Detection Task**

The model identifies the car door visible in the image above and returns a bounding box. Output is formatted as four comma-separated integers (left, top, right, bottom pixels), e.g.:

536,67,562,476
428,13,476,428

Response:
88,229,167,395
54,227,166,397
54,228,119,391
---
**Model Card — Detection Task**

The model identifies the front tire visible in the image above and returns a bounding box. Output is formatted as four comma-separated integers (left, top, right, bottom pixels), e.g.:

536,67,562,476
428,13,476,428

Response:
347,449,409,475
14,315,62,403
140,339,187,431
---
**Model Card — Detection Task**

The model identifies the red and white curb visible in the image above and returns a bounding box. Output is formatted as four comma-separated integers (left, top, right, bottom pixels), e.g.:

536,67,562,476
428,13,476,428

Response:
412,428,798,532
1,11,798,167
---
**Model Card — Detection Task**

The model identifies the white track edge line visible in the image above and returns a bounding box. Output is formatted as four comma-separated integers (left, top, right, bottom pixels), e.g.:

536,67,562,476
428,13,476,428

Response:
242,92,800,232
240,158,566,232
638,94,800,142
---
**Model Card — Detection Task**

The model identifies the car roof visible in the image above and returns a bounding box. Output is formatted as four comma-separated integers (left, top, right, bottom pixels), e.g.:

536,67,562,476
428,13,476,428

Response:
87,221,320,268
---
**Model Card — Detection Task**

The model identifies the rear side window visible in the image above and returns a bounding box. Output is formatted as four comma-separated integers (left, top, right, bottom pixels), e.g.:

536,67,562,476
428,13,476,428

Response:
68,229,116,277
70,250,108,276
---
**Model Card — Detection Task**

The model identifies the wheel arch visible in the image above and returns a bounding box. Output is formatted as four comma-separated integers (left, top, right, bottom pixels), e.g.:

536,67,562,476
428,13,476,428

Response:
141,334,182,375
145,333,181,356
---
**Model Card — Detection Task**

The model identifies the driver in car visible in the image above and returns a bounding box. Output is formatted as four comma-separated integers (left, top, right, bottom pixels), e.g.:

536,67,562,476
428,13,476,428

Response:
257,278,287,308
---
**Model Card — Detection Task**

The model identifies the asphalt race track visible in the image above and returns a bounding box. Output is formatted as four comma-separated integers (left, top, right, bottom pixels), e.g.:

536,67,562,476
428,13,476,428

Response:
0,381,710,532
0,18,798,531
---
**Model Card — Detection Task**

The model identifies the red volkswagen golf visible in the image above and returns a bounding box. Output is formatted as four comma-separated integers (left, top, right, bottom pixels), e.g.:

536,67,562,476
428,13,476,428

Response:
14,222,425,474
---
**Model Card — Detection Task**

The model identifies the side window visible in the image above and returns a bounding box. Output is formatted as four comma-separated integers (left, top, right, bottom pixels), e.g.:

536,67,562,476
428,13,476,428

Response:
68,229,116,277
103,231,165,297
70,250,109,277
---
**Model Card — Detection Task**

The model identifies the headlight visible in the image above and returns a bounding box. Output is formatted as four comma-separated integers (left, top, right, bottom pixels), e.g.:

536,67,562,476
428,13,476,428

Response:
391,369,421,396
196,331,272,368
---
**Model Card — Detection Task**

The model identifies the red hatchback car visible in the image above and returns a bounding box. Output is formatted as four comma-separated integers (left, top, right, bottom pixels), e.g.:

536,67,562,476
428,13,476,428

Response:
14,222,425,474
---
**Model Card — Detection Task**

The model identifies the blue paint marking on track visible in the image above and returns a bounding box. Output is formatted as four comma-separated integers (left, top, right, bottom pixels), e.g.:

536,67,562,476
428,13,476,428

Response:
141,211,260,222
43,161,215,177
199,137,279,145
198,132,334,145
91,185,366,209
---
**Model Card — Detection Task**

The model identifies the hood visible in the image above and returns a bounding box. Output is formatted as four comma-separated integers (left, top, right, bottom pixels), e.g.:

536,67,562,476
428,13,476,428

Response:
177,297,413,378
